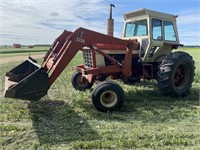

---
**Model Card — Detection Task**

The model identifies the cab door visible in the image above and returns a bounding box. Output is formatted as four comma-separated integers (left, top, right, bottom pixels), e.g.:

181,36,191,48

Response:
147,18,164,61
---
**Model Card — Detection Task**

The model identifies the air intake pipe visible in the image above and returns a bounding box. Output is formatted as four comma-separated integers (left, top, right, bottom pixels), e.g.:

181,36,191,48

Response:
107,4,115,36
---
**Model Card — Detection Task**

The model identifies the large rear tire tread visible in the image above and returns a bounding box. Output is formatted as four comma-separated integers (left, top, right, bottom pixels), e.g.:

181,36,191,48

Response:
157,51,195,97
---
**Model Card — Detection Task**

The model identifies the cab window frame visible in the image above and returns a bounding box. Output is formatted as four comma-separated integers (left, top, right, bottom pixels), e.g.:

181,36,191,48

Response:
163,21,177,42
152,18,162,41
125,19,148,37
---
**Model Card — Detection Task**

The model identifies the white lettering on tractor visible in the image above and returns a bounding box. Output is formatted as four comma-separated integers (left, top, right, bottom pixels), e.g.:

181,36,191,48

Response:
76,37,85,43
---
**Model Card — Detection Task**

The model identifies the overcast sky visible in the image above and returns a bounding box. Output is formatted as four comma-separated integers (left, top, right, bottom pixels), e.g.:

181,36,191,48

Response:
0,0,199,45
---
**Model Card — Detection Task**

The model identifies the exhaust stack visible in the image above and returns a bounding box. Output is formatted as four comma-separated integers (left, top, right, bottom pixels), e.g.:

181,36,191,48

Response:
107,4,115,36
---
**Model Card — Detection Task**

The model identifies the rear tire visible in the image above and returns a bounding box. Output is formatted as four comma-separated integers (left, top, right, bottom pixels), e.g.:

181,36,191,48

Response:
157,51,195,97
92,81,125,112
71,72,93,91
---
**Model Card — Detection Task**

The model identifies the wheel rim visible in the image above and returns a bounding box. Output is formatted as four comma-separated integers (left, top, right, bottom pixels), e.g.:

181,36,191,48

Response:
76,75,89,86
100,90,118,108
174,64,188,89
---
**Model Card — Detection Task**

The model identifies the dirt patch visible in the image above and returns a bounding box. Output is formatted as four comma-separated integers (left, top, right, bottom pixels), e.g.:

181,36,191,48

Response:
0,54,44,65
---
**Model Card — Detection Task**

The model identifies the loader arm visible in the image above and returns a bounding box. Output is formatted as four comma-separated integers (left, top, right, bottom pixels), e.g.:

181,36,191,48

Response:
43,30,73,63
44,27,132,87
4,27,134,100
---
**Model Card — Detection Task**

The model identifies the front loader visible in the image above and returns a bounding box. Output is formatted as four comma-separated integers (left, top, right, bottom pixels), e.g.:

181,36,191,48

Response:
4,8,195,112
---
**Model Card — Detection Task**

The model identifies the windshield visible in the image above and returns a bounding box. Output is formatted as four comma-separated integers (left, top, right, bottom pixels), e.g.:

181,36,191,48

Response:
125,19,148,37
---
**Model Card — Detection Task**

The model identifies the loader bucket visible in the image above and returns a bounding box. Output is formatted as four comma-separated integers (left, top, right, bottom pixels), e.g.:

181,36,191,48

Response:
4,57,49,100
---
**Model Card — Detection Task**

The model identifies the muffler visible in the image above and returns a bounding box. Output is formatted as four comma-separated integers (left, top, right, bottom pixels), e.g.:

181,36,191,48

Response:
4,57,49,100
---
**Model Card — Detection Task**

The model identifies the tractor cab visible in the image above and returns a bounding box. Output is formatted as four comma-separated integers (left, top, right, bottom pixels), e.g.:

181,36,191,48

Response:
122,8,182,62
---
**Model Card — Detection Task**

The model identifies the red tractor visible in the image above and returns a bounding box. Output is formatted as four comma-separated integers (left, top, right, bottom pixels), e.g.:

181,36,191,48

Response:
4,8,195,112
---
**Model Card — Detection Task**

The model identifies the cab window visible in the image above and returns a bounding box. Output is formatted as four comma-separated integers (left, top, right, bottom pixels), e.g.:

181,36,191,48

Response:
164,21,176,41
125,19,147,37
152,19,162,40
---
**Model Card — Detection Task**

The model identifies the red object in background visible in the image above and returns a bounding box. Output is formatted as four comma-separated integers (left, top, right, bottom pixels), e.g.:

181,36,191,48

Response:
13,43,21,48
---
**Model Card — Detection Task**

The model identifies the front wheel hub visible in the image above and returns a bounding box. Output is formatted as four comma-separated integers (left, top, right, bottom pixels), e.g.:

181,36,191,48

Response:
100,90,118,108
77,75,88,86
174,64,187,88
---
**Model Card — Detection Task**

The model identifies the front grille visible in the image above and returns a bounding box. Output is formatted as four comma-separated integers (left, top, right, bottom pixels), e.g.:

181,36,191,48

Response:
83,49,93,68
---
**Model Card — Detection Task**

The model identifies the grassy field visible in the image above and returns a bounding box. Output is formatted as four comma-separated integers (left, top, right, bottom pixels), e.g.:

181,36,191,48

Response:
0,47,200,149
0,46,48,57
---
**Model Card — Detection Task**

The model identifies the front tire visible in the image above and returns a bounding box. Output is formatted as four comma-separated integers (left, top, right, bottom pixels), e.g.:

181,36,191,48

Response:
71,72,93,91
92,81,125,112
157,51,195,97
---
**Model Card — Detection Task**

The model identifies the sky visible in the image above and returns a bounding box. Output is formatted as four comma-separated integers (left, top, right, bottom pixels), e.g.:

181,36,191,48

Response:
0,0,199,45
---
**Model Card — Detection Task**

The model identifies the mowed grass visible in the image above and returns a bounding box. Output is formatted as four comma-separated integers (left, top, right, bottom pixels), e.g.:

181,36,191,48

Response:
0,47,200,149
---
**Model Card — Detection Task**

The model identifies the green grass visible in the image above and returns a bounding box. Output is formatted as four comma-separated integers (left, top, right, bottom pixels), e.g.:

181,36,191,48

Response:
0,47,200,149
0,46,48,57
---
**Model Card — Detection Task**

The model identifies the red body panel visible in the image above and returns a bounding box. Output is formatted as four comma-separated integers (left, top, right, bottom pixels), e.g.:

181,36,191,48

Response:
41,28,140,87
